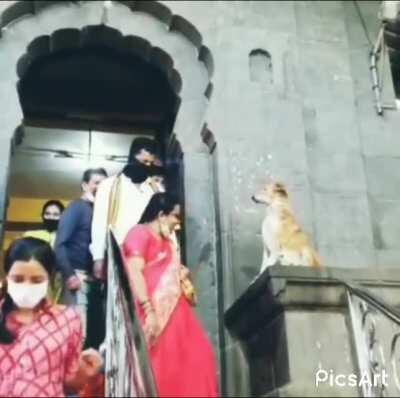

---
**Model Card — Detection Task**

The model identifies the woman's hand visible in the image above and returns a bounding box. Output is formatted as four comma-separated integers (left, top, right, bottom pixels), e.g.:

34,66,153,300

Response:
64,349,103,393
144,311,159,346
180,265,191,279
180,265,197,306
66,275,81,291
79,348,103,378
93,260,106,281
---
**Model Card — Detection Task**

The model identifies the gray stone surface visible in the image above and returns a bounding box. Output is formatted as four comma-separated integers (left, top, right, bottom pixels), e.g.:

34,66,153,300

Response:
304,104,361,155
376,250,400,268
343,0,381,49
369,198,400,250
294,1,348,45
0,137,11,222
365,157,400,199
223,343,251,397
317,245,377,268
313,192,374,247
286,311,357,397
359,119,400,157
308,150,367,193
183,151,221,364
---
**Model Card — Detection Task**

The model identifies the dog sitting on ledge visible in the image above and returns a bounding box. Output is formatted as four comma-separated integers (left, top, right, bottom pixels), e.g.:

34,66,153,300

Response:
252,181,322,276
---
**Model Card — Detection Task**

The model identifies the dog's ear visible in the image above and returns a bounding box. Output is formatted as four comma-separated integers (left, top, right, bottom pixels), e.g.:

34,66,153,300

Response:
274,182,288,197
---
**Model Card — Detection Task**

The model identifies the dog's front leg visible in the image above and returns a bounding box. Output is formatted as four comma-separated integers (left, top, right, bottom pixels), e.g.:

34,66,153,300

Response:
264,236,281,267
264,253,279,267
259,246,279,274
261,248,270,271
249,249,270,285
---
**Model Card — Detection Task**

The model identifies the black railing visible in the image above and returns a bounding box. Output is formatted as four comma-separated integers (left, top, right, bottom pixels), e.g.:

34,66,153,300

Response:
339,278,400,325
345,279,400,397
104,231,158,397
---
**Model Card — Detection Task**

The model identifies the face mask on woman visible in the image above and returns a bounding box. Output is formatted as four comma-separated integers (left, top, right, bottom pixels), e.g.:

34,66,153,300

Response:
7,280,49,309
43,219,59,232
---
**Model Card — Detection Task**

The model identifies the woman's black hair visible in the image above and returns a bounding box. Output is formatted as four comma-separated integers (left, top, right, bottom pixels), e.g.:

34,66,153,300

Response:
41,200,65,217
0,238,56,344
138,192,179,224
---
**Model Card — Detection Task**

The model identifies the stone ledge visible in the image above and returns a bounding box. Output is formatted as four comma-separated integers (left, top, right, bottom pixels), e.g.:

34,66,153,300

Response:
224,265,400,339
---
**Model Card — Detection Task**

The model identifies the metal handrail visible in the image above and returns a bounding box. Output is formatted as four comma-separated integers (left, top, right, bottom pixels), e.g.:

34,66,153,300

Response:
338,278,400,325
104,230,158,397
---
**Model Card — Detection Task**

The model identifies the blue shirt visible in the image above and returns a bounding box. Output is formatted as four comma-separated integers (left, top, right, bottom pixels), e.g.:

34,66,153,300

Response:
54,199,93,278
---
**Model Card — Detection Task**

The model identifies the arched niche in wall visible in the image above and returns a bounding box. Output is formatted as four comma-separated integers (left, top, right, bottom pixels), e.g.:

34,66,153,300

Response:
249,48,273,85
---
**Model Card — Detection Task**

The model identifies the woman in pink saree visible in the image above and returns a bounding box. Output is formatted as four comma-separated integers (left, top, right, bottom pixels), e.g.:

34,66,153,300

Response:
123,193,218,397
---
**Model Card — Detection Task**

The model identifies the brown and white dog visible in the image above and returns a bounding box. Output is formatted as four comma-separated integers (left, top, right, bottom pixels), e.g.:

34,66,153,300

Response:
252,181,321,274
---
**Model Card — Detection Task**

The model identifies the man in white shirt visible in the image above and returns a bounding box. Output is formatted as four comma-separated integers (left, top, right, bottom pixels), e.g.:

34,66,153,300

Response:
91,137,161,279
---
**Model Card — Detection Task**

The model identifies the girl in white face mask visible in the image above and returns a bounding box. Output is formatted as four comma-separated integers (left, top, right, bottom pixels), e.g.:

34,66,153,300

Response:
0,237,103,398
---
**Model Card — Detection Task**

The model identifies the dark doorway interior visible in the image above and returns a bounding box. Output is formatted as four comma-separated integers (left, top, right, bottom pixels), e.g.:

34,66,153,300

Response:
19,45,179,132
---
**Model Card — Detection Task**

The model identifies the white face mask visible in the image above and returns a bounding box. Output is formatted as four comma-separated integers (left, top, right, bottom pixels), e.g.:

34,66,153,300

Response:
7,280,48,309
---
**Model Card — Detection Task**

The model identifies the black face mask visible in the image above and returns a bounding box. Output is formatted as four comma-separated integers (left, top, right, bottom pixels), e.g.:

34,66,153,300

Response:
122,160,150,184
43,219,59,232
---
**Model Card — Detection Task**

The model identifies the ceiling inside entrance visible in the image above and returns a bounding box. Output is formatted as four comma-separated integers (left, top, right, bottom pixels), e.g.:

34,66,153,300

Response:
9,126,150,200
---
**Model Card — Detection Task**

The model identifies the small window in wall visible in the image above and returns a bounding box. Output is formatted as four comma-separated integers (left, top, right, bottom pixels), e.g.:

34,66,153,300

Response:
249,49,273,84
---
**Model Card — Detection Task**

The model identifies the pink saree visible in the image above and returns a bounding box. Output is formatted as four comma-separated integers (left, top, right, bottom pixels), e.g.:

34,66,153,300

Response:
123,225,218,398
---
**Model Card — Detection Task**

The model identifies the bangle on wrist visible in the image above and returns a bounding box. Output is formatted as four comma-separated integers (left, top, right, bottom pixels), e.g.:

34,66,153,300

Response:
144,306,154,315
140,299,153,311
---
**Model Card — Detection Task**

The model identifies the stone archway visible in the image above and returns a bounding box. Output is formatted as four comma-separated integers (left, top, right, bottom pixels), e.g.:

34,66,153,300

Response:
0,0,222,382
0,1,215,148
15,24,182,147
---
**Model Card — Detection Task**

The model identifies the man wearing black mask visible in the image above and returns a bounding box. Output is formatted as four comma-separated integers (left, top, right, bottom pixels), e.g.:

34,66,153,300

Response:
91,137,161,280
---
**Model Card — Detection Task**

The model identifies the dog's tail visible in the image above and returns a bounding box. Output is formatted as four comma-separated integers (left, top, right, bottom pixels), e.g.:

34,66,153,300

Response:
302,247,322,268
